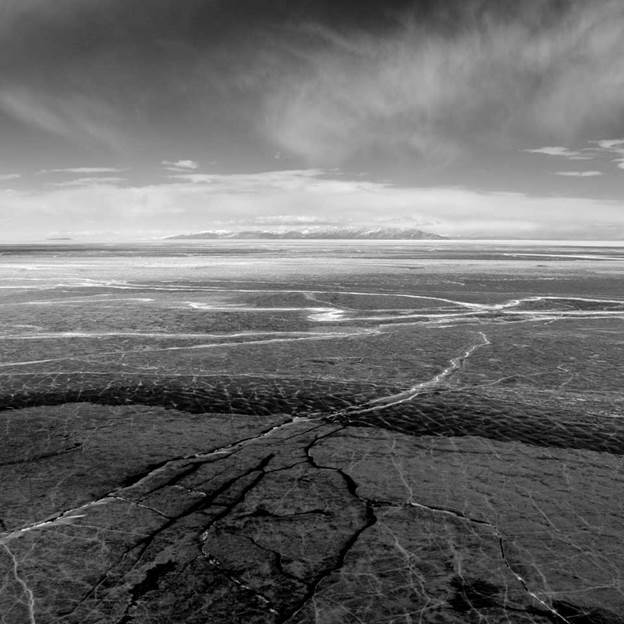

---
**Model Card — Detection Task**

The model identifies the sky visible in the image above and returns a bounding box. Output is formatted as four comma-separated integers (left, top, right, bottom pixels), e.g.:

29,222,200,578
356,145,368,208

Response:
1,0,624,240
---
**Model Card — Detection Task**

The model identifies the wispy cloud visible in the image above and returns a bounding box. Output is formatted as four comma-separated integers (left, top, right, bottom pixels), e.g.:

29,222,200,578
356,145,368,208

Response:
593,139,624,150
524,147,593,160
555,171,603,177
0,88,124,151
162,160,199,171
528,137,624,172
265,2,624,165
52,177,126,188
248,215,336,226
169,169,337,191
591,138,624,169
0,173,21,181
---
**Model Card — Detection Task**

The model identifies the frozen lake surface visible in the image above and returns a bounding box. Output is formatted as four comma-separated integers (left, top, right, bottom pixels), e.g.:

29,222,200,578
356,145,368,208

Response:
1,241,623,623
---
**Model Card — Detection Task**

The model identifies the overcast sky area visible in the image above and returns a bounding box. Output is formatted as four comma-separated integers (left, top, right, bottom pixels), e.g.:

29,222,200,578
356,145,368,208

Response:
1,0,624,240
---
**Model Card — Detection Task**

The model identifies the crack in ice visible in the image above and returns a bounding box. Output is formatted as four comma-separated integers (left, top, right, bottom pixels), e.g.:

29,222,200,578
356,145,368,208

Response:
1,543,36,624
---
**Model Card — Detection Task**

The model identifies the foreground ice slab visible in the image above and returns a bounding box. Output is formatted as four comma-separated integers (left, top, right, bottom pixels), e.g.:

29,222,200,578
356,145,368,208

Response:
1,374,624,624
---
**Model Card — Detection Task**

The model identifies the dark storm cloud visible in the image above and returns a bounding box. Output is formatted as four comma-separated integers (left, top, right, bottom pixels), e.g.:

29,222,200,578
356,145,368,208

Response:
3,0,606,167
0,1,405,166
0,0,412,126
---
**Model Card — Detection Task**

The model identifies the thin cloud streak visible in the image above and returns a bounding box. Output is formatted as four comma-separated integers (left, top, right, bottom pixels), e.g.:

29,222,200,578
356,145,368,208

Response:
555,171,603,177
0,88,125,151
51,176,127,187
162,160,199,171
41,167,124,174
524,147,593,160
592,138,624,170
527,136,624,173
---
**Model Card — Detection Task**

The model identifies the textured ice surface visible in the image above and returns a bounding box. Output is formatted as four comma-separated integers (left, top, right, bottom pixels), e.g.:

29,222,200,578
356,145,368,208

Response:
1,241,623,623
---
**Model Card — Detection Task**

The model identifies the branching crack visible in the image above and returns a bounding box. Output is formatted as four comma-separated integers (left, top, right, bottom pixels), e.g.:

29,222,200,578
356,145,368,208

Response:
268,429,378,623
0,443,83,467
1,542,36,624
305,433,574,624
276,500,377,624
498,539,572,624
110,496,172,520
371,498,494,529
114,454,275,624
0,415,305,543
204,554,280,617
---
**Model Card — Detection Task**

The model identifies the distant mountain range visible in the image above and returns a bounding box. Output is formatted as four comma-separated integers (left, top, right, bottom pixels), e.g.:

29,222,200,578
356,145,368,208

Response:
167,227,445,240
